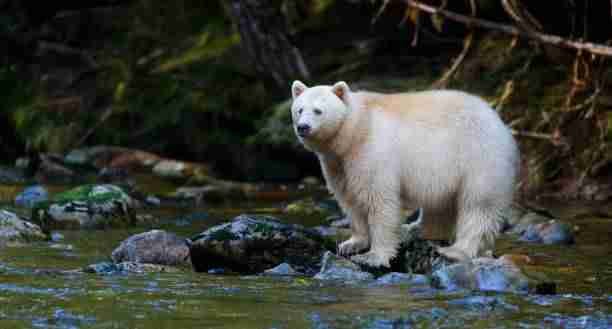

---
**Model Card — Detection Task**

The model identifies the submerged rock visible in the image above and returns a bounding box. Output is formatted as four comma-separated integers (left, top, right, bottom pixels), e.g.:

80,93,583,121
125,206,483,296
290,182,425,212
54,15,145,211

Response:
373,272,430,286
15,185,49,208
432,257,555,294
263,263,300,276
111,230,190,266
0,209,47,245
314,251,374,282
84,261,180,275
189,215,328,274
520,220,575,245
32,184,136,231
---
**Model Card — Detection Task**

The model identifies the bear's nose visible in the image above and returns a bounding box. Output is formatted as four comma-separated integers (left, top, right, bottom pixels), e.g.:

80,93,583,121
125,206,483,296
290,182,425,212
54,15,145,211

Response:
297,124,311,136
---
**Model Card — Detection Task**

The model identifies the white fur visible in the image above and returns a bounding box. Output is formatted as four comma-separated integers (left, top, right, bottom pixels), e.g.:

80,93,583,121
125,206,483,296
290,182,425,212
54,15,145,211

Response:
290,81,519,267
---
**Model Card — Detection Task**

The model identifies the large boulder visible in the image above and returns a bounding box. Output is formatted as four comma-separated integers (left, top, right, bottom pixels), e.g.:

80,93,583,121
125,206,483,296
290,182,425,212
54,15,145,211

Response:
0,209,47,245
111,230,190,266
32,184,136,231
189,215,329,274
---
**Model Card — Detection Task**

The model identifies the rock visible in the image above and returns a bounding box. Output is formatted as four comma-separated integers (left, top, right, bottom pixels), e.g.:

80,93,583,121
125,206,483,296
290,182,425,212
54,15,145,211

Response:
35,154,76,183
284,197,340,218
0,209,47,245
152,159,210,180
97,167,129,183
506,211,552,235
189,214,328,275
392,220,452,274
172,180,255,202
519,220,575,245
50,232,64,242
65,146,161,169
373,272,430,286
15,185,49,208
83,261,180,275
111,230,190,266
328,216,350,228
145,195,161,207
263,263,300,276
31,184,136,231
0,165,25,184
314,251,374,282
432,257,555,294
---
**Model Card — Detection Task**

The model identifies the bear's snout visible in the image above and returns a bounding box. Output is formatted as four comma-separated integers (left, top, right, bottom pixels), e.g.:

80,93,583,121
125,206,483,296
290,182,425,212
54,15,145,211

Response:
297,123,312,137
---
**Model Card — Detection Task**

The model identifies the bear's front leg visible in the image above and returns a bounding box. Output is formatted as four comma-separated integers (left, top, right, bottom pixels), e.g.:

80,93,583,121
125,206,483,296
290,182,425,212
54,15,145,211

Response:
338,209,369,256
351,194,402,268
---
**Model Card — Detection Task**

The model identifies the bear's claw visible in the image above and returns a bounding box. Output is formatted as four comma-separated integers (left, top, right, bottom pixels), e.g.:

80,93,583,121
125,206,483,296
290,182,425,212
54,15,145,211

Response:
338,237,369,256
350,251,391,268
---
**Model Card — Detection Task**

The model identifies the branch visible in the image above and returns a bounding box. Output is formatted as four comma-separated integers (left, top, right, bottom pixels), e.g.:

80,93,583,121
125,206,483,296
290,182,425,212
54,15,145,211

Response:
403,0,612,57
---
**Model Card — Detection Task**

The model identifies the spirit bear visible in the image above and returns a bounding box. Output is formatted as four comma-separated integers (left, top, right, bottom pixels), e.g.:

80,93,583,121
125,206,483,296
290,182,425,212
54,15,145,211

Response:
290,81,519,267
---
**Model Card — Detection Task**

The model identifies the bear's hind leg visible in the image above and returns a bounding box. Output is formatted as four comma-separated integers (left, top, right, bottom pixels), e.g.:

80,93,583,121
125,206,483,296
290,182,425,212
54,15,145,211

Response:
351,196,402,268
438,203,502,261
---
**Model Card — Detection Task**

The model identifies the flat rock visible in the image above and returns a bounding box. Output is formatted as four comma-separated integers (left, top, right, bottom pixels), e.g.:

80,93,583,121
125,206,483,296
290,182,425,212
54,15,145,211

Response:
111,230,190,266
31,184,136,231
189,214,328,274
314,251,374,282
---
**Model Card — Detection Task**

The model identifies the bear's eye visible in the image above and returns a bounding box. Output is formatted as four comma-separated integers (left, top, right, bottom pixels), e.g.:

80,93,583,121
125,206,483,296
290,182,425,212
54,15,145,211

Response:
314,108,323,115
298,108,304,115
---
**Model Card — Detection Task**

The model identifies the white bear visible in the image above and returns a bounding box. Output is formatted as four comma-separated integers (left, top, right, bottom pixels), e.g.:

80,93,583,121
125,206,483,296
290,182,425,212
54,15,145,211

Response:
290,81,519,267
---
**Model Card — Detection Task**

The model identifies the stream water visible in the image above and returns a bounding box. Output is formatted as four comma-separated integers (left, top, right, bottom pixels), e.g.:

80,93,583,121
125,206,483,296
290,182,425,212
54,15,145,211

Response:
0,180,611,328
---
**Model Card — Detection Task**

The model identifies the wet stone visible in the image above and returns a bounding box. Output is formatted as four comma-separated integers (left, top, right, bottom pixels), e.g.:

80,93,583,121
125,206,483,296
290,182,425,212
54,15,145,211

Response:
373,272,430,286
263,263,300,276
189,214,328,275
519,220,575,245
84,261,180,275
14,185,49,208
111,230,191,266
432,257,555,294
314,251,374,282
31,184,136,231
0,209,47,245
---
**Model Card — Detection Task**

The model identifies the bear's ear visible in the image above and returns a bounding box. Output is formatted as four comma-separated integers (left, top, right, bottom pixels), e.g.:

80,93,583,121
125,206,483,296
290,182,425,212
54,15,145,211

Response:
292,80,308,99
331,81,350,103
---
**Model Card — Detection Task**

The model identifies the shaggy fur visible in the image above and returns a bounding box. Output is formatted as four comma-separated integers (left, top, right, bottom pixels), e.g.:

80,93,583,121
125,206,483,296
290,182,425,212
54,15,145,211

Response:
290,81,519,267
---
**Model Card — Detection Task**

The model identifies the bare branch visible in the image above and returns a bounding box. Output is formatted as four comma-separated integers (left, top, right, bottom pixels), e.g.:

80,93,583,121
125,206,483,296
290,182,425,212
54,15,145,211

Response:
403,0,612,57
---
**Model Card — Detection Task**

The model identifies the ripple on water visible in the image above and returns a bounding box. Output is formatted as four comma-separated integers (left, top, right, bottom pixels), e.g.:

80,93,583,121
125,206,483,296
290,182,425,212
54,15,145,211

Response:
31,309,96,329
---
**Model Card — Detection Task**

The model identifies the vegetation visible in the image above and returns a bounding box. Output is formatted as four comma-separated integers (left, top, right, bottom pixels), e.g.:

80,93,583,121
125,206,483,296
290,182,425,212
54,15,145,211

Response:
1,0,611,198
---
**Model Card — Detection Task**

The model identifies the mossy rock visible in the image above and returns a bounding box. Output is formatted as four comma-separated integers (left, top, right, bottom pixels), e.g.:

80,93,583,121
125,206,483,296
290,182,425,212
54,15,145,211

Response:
32,184,136,231
0,209,47,245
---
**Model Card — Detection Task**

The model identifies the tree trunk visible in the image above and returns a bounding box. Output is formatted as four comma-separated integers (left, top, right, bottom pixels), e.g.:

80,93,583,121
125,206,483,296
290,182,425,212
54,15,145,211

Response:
229,0,310,88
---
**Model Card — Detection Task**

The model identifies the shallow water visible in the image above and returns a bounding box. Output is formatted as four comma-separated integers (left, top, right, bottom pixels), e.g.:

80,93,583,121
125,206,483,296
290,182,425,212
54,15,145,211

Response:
1,182,612,328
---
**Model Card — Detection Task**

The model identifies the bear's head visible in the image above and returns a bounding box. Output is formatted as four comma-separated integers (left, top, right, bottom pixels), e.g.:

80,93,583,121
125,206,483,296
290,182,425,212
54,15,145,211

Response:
290,80,351,151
